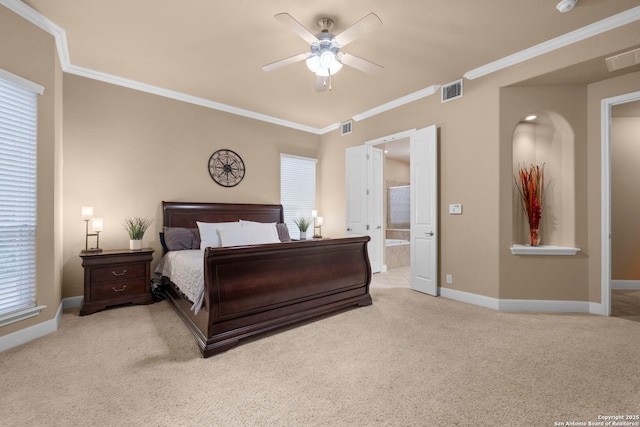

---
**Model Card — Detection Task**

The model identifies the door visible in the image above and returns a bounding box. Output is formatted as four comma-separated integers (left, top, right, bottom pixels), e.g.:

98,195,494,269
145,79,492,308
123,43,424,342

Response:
410,125,438,295
346,145,383,273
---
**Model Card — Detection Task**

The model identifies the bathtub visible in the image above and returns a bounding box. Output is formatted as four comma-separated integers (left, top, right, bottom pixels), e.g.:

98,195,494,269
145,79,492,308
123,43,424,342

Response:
386,238,410,247
386,238,410,269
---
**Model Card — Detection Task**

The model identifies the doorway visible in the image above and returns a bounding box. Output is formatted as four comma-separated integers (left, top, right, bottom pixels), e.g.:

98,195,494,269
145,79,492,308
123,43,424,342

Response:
601,91,640,317
366,131,412,281
365,126,439,296
608,98,640,320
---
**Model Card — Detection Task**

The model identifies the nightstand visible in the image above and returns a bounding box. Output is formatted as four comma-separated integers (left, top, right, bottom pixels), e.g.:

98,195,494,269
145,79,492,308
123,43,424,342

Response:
79,248,154,316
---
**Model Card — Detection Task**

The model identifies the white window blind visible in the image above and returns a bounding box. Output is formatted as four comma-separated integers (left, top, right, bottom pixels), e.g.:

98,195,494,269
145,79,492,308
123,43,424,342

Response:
280,154,317,237
0,75,38,320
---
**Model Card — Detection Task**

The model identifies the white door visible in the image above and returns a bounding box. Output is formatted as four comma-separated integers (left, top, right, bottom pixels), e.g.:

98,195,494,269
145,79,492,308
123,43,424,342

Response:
346,145,383,273
410,125,438,295
369,148,383,272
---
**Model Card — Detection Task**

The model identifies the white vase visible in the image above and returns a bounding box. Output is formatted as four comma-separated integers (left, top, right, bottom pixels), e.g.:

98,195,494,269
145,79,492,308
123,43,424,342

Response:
299,230,307,240
129,239,143,251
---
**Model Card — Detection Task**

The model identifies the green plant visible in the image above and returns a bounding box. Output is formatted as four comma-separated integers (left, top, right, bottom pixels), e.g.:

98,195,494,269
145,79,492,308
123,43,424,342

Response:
123,216,152,240
293,217,312,232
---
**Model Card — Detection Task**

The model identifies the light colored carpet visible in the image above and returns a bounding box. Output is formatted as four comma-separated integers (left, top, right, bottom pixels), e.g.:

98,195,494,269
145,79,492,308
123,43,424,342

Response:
2,272,639,426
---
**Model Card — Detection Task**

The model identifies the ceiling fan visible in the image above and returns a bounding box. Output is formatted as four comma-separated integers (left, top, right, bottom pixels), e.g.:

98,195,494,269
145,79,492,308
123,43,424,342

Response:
262,12,384,92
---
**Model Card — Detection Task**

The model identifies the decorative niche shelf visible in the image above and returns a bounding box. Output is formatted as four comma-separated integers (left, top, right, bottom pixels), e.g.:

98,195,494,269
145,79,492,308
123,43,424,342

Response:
510,245,580,256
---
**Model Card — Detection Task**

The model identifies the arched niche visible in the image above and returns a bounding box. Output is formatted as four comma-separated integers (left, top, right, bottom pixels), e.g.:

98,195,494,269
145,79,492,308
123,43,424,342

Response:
512,111,575,247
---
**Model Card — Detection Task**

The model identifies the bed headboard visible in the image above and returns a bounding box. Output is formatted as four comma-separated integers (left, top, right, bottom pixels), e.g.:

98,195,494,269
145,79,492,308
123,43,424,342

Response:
162,201,285,228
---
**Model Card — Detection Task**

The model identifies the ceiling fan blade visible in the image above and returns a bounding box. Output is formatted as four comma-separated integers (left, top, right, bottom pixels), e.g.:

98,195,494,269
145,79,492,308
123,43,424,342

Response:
274,13,318,45
340,53,384,76
262,53,309,72
333,13,382,47
315,74,329,92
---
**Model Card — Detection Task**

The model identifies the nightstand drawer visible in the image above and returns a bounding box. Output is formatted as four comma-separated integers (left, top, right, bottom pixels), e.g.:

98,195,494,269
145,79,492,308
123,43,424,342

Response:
91,263,146,284
91,279,146,301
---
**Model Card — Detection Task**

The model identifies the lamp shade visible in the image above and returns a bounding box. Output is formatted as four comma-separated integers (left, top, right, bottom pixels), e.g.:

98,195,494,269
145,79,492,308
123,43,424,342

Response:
81,206,93,220
92,218,103,232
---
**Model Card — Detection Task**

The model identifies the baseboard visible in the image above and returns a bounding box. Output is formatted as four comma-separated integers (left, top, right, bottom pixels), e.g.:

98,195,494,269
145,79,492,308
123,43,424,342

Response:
498,299,591,313
440,286,599,314
0,295,83,353
63,295,83,309
440,287,500,310
611,280,640,290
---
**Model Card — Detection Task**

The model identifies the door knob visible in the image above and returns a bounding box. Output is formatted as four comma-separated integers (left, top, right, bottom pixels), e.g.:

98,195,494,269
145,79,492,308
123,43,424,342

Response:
426,231,434,236
347,227,352,231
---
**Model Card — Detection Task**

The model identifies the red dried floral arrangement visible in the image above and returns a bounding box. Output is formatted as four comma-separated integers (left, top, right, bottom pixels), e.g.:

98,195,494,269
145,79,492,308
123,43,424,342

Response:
515,164,545,233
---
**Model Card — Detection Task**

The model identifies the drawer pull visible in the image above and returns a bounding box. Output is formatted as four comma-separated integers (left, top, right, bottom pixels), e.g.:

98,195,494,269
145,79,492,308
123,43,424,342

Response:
112,285,127,292
112,269,127,276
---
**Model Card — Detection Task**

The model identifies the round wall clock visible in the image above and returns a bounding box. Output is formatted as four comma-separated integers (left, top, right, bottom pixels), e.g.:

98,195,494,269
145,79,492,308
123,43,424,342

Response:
208,149,245,187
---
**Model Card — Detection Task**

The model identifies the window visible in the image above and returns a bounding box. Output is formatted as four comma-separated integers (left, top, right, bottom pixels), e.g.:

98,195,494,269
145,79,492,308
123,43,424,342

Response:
280,154,317,237
0,70,43,325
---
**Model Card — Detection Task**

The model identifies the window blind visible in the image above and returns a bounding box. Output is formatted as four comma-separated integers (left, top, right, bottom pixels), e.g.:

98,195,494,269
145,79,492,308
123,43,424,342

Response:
0,76,38,318
280,154,317,237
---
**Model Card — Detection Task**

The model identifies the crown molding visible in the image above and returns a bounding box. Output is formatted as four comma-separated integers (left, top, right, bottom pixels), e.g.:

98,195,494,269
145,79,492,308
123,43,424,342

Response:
0,0,70,67
352,85,441,122
1,0,326,134
464,5,640,80
64,64,327,135
4,0,640,133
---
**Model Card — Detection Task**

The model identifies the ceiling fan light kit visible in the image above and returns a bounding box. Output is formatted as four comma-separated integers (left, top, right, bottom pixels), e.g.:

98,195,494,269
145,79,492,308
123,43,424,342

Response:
263,12,384,92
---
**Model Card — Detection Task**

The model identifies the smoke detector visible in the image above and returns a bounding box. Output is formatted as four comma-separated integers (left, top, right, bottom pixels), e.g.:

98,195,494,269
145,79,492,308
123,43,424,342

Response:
556,0,577,13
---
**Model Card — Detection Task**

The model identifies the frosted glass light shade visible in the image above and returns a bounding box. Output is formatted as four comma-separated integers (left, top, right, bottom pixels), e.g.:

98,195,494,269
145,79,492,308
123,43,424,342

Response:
306,53,342,75
92,218,103,232
81,206,93,220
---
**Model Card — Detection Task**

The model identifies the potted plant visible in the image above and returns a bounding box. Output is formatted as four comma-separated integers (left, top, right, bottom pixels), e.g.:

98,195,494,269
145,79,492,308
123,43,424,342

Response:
123,216,152,251
293,217,312,240
514,164,545,246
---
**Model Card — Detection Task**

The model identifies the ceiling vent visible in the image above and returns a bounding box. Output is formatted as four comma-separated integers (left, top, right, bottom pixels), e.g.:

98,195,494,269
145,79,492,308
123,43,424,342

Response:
441,79,463,103
341,120,353,136
605,48,640,72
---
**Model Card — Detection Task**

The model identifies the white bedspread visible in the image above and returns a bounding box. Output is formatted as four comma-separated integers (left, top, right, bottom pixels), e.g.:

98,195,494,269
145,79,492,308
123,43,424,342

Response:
154,250,205,314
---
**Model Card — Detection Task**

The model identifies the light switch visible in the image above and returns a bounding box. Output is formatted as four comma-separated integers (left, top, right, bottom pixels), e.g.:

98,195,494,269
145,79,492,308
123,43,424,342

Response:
449,204,462,215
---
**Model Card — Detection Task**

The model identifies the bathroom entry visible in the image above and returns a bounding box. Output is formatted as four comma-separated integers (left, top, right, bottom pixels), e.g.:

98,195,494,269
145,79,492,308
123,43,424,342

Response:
365,125,439,296
386,186,410,269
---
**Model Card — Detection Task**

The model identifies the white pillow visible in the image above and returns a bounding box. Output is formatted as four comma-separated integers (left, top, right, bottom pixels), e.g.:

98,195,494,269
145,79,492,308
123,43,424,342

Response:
196,221,241,249
219,224,280,247
239,220,280,242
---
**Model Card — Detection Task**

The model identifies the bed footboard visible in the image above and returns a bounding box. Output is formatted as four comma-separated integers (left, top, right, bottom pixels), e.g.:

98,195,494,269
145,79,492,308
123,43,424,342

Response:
166,236,372,357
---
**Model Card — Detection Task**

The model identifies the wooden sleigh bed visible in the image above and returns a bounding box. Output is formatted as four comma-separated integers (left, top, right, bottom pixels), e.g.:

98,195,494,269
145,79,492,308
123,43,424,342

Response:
159,201,372,358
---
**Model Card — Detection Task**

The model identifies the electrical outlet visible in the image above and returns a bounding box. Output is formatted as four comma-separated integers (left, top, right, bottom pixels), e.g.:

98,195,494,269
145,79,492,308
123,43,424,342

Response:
446,274,453,284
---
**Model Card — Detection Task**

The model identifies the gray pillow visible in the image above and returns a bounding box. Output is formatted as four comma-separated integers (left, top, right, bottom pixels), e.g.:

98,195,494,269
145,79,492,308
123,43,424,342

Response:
163,227,200,251
276,223,291,242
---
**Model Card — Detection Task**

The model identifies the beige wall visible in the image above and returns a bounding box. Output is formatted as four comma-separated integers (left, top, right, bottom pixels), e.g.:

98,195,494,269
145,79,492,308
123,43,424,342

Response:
499,85,589,300
3,5,640,342
0,6,63,337
320,22,640,303
62,75,320,297
611,115,640,280
319,79,503,298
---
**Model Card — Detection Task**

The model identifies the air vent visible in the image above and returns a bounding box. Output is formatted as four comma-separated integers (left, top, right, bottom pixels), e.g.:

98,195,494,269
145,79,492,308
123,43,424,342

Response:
605,48,640,72
341,120,353,136
441,79,463,103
